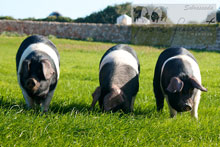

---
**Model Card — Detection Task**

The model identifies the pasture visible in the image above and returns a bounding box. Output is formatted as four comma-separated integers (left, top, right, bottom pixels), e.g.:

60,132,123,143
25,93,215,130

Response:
0,36,220,146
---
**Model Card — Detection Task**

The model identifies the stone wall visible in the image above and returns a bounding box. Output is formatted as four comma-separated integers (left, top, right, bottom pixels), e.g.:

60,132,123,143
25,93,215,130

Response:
0,20,219,50
0,20,131,43
131,24,220,50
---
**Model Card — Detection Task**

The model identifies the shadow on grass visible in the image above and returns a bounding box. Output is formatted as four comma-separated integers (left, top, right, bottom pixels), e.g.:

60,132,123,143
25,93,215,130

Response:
0,96,26,110
0,96,164,118
0,96,101,115
131,106,166,119
49,102,92,114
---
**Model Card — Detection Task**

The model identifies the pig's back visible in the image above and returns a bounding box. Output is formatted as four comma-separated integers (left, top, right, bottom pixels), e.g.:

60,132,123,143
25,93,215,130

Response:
16,35,59,71
99,44,140,93
156,47,196,70
154,47,197,84
99,44,140,74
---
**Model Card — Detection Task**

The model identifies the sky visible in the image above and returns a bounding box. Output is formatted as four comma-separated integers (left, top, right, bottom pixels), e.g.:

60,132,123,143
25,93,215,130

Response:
0,0,219,20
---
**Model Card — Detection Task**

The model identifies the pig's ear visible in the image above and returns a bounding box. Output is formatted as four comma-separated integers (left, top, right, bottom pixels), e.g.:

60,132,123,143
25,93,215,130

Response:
41,59,54,80
167,77,184,93
20,60,30,78
103,86,124,111
190,77,207,92
91,86,101,108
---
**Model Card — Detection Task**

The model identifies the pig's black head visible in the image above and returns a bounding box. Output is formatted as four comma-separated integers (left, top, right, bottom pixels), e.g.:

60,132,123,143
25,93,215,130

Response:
166,75,207,112
20,58,55,99
91,85,128,112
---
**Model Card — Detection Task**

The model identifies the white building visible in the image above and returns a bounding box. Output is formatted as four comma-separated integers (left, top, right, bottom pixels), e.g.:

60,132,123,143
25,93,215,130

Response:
116,14,132,25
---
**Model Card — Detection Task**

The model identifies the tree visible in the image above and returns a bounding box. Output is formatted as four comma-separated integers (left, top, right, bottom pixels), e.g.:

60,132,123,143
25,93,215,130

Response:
49,12,62,17
74,3,131,24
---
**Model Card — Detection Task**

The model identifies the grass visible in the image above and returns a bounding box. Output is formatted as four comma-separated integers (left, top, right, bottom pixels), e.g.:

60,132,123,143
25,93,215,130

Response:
0,36,220,146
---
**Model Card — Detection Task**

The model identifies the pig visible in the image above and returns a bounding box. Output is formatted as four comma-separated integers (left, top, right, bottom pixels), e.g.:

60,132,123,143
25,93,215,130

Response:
16,35,60,112
153,47,207,119
91,44,140,113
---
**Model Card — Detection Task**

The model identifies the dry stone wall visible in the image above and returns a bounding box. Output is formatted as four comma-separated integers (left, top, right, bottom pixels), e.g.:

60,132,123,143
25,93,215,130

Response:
131,24,220,50
0,20,219,50
0,20,131,43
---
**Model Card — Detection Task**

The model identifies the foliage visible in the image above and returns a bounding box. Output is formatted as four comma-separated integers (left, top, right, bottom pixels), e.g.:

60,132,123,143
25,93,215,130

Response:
0,5,219,24
74,3,131,24
0,15,74,23
0,16,15,20
49,12,62,17
0,36,220,146
0,3,131,24
40,16,74,22
22,16,74,23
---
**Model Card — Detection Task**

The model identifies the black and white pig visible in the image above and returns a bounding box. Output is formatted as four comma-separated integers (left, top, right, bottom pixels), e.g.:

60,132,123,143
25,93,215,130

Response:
153,47,207,119
16,35,60,112
91,44,140,113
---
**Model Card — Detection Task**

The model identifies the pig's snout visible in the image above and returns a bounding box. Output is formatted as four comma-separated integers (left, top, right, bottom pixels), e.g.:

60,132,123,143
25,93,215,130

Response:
183,103,192,111
26,78,39,91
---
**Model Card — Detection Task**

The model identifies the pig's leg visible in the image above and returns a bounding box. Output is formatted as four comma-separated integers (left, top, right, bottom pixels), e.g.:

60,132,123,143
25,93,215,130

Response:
41,90,54,113
130,96,136,111
153,84,165,111
153,65,165,111
124,96,136,113
23,90,34,109
166,97,177,117
191,90,201,119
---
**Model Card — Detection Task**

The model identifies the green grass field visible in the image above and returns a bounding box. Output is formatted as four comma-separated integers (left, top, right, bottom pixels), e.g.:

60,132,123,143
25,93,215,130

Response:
0,36,220,146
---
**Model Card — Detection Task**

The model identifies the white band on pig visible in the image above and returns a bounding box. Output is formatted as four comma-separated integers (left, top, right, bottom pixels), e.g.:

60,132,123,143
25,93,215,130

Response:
160,55,201,95
100,50,139,74
18,43,60,80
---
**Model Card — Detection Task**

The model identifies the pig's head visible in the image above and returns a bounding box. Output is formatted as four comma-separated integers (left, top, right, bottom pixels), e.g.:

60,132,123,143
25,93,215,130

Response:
91,85,128,112
20,59,55,98
166,76,207,112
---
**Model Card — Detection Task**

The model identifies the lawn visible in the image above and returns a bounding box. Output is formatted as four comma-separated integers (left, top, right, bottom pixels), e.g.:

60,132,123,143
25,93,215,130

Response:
0,36,220,146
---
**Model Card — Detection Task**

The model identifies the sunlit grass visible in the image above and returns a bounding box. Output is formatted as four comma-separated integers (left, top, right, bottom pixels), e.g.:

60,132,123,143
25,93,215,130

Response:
0,36,219,146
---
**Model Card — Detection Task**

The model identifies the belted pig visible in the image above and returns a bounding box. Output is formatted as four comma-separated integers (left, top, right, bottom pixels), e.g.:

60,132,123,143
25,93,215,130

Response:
16,35,60,112
153,47,207,119
91,44,140,113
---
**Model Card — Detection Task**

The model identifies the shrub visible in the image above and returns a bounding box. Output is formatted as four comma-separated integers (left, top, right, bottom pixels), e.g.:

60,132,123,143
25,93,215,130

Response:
0,16,15,20
74,3,131,24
